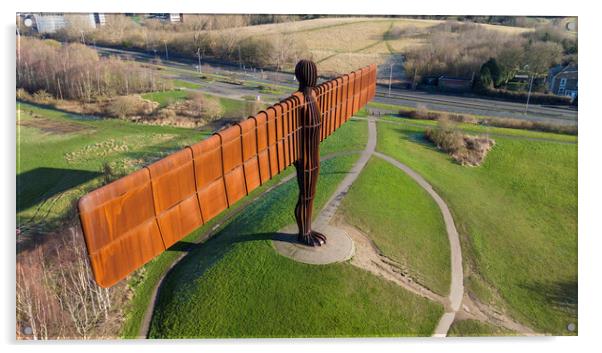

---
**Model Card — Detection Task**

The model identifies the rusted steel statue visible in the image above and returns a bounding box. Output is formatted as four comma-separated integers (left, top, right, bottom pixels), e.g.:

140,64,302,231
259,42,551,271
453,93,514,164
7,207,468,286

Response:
294,60,326,246
78,61,376,288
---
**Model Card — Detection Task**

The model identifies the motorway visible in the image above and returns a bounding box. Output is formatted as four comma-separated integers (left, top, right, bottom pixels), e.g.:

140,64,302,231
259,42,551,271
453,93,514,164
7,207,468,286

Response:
95,46,578,126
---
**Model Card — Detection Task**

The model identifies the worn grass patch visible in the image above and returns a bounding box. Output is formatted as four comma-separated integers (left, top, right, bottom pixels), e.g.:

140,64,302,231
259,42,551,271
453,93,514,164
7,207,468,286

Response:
148,154,444,338
339,157,450,295
376,121,577,335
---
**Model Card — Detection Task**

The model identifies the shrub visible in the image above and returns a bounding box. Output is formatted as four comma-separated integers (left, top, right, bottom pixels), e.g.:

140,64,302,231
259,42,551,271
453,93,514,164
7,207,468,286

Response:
478,88,572,105
425,119,495,166
170,93,224,121
480,117,577,135
32,90,55,105
106,95,157,118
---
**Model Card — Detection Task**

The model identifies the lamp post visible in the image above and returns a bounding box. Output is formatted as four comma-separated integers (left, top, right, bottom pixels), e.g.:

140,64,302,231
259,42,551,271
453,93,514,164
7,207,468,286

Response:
196,48,202,75
388,63,394,97
524,64,534,115
164,40,169,61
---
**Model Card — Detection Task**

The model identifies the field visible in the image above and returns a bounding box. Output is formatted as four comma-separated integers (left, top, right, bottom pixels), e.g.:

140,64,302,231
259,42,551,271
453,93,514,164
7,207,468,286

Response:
338,157,450,295
375,117,577,335
448,319,513,336
121,116,371,337
148,153,444,338
213,17,531,74
17,102,209,236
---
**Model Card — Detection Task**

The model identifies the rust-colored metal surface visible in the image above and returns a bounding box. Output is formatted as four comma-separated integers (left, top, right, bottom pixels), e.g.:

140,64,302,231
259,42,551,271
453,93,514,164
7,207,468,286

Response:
78,62,377,288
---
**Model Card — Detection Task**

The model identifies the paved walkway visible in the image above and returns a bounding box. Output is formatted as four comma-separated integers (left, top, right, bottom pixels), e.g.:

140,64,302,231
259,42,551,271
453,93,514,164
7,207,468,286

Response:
373,152,464,337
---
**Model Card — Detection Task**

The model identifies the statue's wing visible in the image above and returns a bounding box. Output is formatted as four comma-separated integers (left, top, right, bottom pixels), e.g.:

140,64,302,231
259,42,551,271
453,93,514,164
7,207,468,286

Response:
78,64,376,288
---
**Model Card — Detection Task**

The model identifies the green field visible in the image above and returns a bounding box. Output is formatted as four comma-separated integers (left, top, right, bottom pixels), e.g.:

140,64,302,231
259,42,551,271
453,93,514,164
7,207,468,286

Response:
448,319,513,336
17,102,209,233
121,117,370,337
148,154,443,338
339,157,450,295
376,119,577,335
141,89,257,119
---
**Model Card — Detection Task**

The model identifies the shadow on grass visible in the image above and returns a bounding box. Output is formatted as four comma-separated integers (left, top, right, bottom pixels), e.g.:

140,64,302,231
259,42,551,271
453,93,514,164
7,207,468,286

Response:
521,279,578,316
17,167,102,213
166,232,299,254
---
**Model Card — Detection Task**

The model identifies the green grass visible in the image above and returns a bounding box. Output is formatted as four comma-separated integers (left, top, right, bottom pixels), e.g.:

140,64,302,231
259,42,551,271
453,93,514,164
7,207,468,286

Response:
448,319,513,336
148,154,443,338
121,166,296,338
339,157,450,295
121,115,368,337
141,90,190,107
17,101,208,232
376,121,577,335
140,89,257,118
378,115,578,143
320,118,368,156
172,79,202,89
367,101,578,139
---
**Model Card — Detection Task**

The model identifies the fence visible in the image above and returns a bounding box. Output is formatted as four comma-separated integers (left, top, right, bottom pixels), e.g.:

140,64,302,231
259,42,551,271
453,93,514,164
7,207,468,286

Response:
78,64,377,288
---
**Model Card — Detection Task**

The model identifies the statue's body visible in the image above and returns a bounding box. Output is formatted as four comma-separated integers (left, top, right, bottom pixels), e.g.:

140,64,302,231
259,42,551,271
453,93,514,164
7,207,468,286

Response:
294,60,327,246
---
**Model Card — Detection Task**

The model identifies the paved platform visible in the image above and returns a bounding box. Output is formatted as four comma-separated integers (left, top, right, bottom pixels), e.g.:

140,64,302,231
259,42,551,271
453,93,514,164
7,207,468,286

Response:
272,224,355,265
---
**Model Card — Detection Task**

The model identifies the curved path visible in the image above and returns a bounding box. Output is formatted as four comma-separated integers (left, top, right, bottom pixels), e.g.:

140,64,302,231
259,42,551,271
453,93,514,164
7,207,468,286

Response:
372,152,463,337
138,150,363,337
141,117,508,337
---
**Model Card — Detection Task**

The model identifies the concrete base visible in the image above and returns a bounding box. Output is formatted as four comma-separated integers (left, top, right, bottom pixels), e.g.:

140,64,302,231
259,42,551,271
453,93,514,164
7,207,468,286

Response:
272,224,355,265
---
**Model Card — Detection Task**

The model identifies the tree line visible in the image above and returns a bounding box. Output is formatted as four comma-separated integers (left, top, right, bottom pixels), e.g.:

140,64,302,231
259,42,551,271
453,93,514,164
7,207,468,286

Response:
17,37,169,101
44,14,309,71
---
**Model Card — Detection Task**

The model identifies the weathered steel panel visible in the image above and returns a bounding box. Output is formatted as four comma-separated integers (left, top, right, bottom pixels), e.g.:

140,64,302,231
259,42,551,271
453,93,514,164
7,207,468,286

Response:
147,148,203,248
78,168,164,288
78,63,377,287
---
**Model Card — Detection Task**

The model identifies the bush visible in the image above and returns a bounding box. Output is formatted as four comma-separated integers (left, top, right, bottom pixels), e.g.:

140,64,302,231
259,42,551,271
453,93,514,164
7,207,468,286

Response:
170,93,224,121
32,90,55,105
106,95,157,118
402,105,476,124
478,88,572,105
425,119,495,166
480,117,577,135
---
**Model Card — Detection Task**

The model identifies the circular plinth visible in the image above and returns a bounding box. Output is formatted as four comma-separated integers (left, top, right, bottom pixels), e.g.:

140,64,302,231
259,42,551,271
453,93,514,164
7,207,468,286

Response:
272,225,355,265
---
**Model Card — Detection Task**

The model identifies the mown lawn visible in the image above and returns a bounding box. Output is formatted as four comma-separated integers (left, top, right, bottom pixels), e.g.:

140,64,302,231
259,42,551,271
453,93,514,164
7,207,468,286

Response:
339,157,450,295
376,121,577,335
448,319,514,336
17,102,208,232
148,154,444,338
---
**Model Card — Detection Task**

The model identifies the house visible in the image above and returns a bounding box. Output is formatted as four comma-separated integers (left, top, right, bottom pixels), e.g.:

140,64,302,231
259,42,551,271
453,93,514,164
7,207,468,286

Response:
146,13,184,23
548,65,578,99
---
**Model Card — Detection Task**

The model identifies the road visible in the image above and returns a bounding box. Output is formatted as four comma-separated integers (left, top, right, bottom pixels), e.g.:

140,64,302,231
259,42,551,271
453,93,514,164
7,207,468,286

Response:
94,45,578,126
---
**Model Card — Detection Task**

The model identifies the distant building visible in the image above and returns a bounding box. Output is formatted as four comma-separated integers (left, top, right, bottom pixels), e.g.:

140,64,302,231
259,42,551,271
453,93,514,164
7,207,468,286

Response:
146,13,184,23
20,13,103,33
438,76,473,92
94,13,106,27
548,65,578,99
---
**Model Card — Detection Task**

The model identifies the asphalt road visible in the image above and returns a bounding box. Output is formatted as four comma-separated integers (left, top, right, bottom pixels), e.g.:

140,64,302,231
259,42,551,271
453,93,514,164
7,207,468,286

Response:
95,45,578,126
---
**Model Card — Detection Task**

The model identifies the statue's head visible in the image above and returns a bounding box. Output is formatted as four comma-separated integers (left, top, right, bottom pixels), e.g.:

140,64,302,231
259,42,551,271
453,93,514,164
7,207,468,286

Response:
295,60,318,93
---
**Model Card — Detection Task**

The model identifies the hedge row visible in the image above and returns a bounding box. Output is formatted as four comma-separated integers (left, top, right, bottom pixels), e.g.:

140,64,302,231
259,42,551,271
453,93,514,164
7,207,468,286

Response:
478,88,572,105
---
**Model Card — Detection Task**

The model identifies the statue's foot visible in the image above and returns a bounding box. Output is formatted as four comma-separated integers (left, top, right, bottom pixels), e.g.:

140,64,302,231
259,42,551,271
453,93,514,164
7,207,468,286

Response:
298,231,327,247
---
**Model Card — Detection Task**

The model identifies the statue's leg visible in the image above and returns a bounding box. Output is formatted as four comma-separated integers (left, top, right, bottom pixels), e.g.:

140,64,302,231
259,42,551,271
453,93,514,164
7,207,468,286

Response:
306,160,326,245
294,161,306,236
